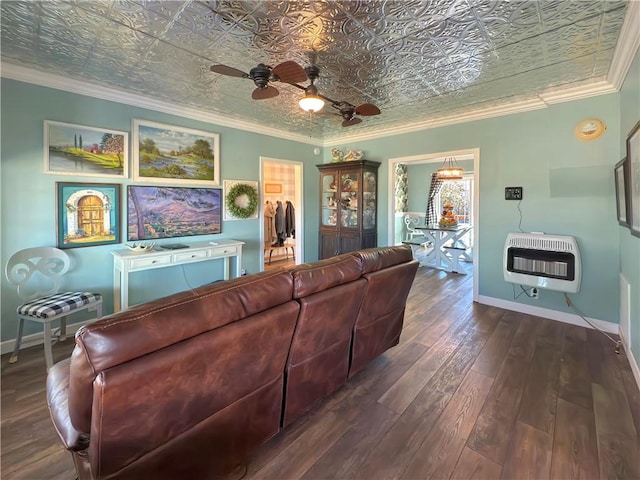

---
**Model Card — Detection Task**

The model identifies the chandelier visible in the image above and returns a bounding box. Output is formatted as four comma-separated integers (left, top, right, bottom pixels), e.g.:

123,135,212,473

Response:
436,157,463,180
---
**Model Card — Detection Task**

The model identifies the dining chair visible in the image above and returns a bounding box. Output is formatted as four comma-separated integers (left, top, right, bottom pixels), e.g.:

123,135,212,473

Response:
5,247,103,371
404,214,425,241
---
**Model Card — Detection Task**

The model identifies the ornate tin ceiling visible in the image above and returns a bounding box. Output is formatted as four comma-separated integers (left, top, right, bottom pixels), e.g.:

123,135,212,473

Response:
0,0,630,141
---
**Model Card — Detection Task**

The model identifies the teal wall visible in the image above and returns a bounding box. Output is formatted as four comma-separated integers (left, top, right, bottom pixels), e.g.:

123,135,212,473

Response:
619,49,640,355
0,79,321,341
328,94,622,324
1,73,633,344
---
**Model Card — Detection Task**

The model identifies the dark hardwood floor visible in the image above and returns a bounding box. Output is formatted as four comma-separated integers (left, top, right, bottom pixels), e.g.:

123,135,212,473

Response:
2,262,639,479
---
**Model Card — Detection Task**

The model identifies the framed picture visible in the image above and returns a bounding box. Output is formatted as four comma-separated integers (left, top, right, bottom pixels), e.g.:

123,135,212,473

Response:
614,158,630,227
627,121,640,237
56,182,121,249
132,119,220,186
44,121,128,178
127,185,222,240
264,181,284,195
224,180,259,221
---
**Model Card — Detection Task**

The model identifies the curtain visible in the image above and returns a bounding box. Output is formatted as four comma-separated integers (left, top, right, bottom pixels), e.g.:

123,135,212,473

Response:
394,164,408,212
425,172,443,225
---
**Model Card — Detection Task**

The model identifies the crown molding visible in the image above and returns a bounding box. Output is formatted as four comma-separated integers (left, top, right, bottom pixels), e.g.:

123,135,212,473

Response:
322,98,548,145
0,62,322,146
608,0,640,90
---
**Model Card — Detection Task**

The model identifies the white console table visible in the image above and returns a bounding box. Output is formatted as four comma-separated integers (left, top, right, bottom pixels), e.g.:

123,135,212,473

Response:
112,239,244,312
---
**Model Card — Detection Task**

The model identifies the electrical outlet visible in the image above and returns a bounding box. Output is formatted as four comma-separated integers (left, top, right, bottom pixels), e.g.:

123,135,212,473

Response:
531,287,539,299
505,186,523,200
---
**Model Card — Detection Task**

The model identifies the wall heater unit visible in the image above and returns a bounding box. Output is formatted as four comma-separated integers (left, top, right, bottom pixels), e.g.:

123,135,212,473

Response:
503,233,581,293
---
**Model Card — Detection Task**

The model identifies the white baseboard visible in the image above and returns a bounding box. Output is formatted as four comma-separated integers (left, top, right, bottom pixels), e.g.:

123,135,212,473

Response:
477,295,619,334
0,320,92,355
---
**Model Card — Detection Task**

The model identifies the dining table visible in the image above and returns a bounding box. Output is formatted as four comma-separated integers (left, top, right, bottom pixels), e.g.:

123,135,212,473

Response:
414,223,472,272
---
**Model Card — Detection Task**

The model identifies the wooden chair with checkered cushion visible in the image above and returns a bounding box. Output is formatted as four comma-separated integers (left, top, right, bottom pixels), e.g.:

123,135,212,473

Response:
5,247,103,371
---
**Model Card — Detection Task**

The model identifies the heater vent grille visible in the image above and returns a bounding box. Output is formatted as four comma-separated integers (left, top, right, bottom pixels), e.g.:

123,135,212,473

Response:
506,234,577,253
503,233,581,293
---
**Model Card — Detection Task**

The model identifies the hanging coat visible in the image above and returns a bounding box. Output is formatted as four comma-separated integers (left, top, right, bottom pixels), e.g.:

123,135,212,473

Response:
285,201,295,238
274,201,286,237
264,201,277,245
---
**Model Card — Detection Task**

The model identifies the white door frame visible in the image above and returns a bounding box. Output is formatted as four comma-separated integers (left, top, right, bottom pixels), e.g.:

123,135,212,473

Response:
260,156,304,271
388,148,480,302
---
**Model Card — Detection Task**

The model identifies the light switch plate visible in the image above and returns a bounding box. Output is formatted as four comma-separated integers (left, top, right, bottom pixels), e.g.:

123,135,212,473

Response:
505,186,523,200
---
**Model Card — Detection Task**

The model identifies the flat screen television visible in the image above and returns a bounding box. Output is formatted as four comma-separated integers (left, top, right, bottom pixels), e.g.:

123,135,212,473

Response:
127,185,221,240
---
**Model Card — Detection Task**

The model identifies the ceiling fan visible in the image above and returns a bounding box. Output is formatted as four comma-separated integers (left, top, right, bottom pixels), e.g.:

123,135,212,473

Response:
331,101,381,127
211,60,381,126
291,65,381,127
209,61,307,99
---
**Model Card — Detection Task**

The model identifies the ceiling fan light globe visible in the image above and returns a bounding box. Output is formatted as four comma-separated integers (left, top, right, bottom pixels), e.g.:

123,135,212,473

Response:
299,95,325,113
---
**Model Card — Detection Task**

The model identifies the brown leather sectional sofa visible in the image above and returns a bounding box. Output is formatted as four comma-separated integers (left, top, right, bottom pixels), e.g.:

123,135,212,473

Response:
46,245,418,480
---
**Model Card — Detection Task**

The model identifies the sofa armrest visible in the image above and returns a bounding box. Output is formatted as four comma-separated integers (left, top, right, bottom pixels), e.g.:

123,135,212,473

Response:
46,358,89,451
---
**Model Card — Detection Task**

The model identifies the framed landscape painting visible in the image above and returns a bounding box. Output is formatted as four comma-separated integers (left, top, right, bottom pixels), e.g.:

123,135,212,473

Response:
133,119,220,186
127,185,222,240
45,121,128,178
56,182,121,249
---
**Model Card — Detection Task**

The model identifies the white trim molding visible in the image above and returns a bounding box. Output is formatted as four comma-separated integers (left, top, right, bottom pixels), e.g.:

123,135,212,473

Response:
477,295,619,334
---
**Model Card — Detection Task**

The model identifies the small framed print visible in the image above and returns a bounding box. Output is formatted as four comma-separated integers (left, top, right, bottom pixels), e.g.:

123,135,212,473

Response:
614,157,630,227
627,121,640,237
264,182,284,195
56,182,121,248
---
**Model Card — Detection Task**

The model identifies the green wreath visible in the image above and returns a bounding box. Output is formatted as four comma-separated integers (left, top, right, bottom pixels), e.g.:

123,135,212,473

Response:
226,183,258,219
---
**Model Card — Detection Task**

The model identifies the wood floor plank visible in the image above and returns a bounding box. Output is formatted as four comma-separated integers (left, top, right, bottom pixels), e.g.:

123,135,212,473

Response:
586,328,625,393
617,349,640,442
400,370,493,480
468,304,504,334
550,398,600,480
427,328,489,396
502,313,541,362
378,338,458,414
246,410,352,480
300,400,398,480
466,355,529,465
518,319,563,435
471,319,518,378
592,382,640,479
451,446,503,480
501,421,553,480
558,324,593,409
356,387,451,480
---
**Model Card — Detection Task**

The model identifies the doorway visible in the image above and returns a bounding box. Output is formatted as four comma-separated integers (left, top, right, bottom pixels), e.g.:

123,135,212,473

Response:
388,149,480,302
260,157,304,271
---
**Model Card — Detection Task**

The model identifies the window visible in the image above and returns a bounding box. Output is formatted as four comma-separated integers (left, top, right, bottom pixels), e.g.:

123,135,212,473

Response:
436,174,474,245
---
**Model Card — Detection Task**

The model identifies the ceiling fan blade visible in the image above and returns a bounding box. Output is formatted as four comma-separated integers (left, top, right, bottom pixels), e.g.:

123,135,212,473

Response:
271,61,308,83
342,117,362,127
252,85,279,100
210,64,249,78
354,103,380,116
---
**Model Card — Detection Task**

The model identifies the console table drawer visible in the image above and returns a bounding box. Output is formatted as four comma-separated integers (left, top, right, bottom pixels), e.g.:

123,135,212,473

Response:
129,255,171,269
209,246,238,258
174,250,209,263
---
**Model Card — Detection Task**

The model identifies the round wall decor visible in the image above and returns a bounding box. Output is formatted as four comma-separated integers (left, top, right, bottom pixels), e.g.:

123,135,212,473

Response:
574,118,606,141
225,183,258,219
